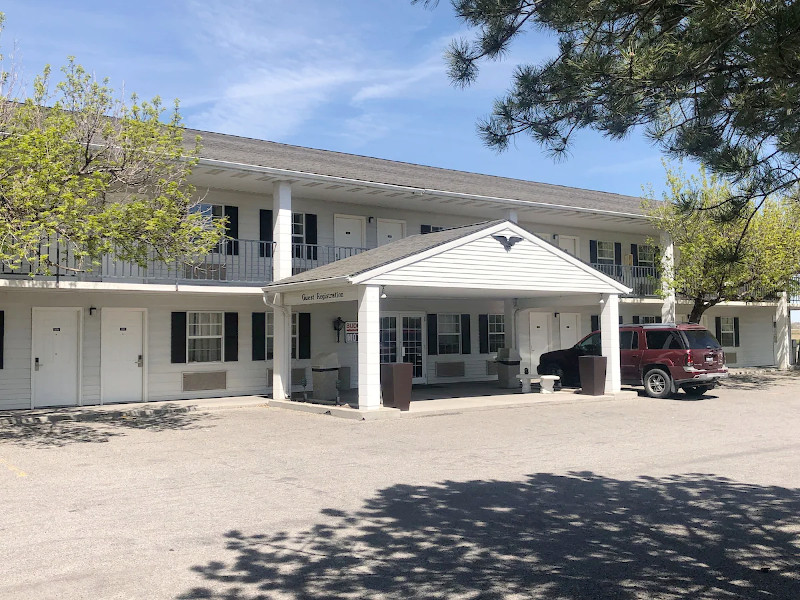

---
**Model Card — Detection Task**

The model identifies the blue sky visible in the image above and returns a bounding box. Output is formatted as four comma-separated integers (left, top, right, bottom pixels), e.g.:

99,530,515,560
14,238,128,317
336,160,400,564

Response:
1,0,672,198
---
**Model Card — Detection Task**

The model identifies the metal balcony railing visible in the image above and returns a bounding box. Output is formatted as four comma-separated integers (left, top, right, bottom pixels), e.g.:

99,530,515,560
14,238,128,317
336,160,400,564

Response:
0,238,275,285
291,243,369,274
590,263,661,296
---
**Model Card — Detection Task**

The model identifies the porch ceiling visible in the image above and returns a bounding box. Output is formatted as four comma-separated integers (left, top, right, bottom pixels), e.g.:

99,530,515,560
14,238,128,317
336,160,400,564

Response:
191,164,655,235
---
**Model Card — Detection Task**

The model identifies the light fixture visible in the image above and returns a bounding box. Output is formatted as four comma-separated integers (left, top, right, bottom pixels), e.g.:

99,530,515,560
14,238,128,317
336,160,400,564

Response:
89,306,97,316
380,285,387,299
332,316,345,342
368,216,374,223
554,312,560,318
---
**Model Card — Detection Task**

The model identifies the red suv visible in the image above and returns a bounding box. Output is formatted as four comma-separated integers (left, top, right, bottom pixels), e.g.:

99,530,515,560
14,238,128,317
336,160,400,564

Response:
537,323,728,398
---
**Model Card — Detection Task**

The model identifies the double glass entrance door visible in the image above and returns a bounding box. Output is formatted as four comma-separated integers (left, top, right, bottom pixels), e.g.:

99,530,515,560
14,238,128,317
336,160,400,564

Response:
380,313,426,383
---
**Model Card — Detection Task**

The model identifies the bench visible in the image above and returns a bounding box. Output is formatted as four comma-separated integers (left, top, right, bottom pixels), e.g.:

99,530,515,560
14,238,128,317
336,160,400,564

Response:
516,374,561,394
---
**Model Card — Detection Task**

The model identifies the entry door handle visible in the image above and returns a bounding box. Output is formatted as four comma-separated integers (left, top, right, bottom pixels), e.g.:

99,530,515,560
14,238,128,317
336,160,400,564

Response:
136,355,144,368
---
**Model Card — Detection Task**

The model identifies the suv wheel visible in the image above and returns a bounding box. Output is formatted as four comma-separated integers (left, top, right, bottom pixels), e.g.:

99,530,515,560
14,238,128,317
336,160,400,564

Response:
644,368,672,399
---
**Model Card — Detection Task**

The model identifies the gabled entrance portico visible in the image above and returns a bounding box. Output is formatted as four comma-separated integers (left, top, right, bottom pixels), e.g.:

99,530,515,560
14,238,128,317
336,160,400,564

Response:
263,220,631,411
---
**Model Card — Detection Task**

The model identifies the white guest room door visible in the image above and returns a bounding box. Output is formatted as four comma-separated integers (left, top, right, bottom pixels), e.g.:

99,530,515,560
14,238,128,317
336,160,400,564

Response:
32,307,81,408
529,313,550,372
334,215,365,248
377,219,405,246
101,308,145,404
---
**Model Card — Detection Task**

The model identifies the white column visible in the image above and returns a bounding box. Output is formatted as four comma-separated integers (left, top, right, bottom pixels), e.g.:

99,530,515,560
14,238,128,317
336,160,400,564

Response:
358,285,381,410
272,302,292,400
273,181,293,281
775,292,791,369
660,232,677,323
505,208,518,224
504,298,516,350
600,293,621,393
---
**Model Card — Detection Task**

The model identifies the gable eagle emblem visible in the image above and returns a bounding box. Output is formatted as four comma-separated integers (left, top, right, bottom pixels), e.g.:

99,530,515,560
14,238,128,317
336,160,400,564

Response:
492,235,524,252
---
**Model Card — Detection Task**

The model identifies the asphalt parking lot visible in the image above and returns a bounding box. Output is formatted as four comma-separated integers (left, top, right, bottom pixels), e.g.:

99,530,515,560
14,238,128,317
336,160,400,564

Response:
2,372,800,600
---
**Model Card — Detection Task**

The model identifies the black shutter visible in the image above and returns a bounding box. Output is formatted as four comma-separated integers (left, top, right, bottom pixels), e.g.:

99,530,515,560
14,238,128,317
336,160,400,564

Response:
632,316,640,324
631,244,639,266
252,312,266,361
224,206,239,256
224,312,239,362
0,310,4,369
427,314,438,355
656,316,663,323
460,314,471,354
171,312,187,364
421,225,432,234
619,316,624,325
614,242,622,265
259,209,273,257
734,317,740,347
715,317,722,343
591,315,599,332
298,312,311,359
589,240,598,263
478,314,489,354
305,214,318,260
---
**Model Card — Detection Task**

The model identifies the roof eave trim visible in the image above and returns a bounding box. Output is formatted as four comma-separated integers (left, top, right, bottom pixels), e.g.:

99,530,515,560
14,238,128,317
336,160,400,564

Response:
196,157,649,221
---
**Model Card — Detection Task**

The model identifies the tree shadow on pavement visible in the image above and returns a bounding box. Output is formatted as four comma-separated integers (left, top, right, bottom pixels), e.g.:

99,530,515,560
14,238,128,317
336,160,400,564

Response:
721,372,800,390
0,411,213,448
179,472,800,600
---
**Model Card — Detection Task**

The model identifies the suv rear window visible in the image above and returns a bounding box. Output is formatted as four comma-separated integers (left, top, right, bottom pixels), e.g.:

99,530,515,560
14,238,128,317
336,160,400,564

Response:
682,329,722,349
645,330,684,350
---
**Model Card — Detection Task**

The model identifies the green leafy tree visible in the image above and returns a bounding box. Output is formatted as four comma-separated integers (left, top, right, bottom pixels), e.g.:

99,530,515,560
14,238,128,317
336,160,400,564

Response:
646,166,800,323
415,0,800,214
0,22,221,275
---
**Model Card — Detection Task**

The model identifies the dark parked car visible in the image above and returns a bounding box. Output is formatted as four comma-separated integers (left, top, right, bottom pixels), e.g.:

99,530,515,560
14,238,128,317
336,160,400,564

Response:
537,323,728,398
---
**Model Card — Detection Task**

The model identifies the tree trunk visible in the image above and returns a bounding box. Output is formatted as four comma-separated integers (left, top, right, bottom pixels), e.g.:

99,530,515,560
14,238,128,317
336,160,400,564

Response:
688,297,717,323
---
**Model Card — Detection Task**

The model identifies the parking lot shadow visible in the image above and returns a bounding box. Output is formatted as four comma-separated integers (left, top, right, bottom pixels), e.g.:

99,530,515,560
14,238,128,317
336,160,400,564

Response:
0,411,213,448
179,472,800,599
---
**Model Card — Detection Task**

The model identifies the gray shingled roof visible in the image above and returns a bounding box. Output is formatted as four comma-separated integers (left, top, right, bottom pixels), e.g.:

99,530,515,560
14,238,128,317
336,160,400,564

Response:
188,128,645,215
265,220,504,287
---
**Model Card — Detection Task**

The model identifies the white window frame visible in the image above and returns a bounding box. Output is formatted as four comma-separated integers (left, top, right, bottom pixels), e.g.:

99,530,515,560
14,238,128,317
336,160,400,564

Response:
719,316,736,347
187,311,224,363
438,314,461,355
637,244,656,268
488,314,505,353
597,240,615,264
291,313,298,359
266,312,274,359
639,315,660,324
292,212,305,245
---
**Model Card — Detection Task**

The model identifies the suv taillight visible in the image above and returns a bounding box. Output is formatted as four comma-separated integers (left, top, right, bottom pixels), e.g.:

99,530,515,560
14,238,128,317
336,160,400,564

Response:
685,352,694,367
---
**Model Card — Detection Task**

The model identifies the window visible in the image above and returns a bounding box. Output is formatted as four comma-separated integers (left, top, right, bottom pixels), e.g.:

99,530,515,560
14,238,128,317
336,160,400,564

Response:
421,224,446,234
645,330,684,350
292,213,305,245
639,316,661,324
438,314,461,354
291,313,298,359
719,317,736,347
187,312,223,362
266,312,274,359
637,245,657,268
192,203,224,227
488,314,505,353
596,241,615,264
577,332,602,354
620,330,638,350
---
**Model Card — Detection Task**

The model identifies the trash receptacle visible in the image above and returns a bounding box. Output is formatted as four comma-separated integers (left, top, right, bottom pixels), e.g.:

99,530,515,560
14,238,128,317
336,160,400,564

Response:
496,348,521,389
311,352,340,402
578,355,607,395
381,363,413,411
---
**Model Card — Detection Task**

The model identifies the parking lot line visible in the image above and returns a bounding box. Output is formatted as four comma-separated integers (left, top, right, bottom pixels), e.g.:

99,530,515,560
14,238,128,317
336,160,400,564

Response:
0,457,28,478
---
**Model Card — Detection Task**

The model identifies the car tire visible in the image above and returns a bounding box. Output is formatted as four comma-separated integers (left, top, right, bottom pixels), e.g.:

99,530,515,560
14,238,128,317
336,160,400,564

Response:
684,384,714,397
644,368,672,399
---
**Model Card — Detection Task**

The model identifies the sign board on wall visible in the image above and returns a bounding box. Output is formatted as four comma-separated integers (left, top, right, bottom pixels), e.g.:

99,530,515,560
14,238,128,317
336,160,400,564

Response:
345,321,358,343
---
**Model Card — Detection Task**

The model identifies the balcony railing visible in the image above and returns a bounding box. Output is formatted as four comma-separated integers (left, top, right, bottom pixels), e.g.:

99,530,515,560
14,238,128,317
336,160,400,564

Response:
291,243,369,274
590,263,660,296
0,238,275,285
